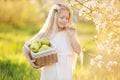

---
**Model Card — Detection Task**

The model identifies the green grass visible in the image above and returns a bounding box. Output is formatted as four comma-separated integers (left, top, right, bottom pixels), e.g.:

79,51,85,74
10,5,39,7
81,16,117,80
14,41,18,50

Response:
0,22,41,80
0,59,40,80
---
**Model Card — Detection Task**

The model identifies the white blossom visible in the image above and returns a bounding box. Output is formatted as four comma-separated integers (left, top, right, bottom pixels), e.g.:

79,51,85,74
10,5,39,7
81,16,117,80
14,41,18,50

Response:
96,24,101,31
84,1,99,9
105,39,118,52
97,61,104,68
94,35,97,40
79,7,91,17
116,46,120,53
110,0,116,6
78,0,88,3
108,32,114,39
105,5,113,13
97,44,104,50
101,22,107,29
85,15,92,20
92,11,102,24
106,61,112,71
106,61,118,71
113,9,120,16
113,61,118,65
74,0,120,73
99,2,107,8
95,54,102,60
107,49,111,55
113,21,120,27
90,58,95,66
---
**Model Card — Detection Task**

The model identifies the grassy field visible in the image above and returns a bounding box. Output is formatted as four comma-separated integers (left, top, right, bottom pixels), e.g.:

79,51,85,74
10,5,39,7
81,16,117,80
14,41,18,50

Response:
0,21,97,80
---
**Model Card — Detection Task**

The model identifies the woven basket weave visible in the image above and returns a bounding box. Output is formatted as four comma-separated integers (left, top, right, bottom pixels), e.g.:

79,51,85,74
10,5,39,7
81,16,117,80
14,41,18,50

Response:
30,42,58,68
33,53,57,67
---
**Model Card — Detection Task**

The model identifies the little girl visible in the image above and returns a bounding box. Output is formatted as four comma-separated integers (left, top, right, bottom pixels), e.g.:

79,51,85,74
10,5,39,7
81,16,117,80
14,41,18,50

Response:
22,3,81,80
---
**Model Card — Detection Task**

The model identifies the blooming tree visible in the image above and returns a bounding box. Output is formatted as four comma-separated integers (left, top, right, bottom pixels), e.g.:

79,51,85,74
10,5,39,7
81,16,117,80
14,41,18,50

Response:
68,0,120,79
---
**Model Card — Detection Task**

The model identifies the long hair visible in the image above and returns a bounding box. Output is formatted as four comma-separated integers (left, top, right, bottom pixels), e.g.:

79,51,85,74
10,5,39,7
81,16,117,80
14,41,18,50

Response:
28,3,72,42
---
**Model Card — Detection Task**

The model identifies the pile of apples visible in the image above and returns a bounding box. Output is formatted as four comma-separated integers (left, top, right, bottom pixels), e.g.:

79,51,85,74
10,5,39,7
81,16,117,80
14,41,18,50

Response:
28,38,51,53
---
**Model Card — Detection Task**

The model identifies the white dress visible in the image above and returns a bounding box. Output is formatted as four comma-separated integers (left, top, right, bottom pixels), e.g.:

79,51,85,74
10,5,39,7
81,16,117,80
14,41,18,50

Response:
40,31,74,80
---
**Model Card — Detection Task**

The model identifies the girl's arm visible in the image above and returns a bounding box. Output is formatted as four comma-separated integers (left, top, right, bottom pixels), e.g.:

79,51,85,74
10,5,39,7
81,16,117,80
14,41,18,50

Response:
22,41,33,62
70,33,81,54
22,31,44,60
66,23,81,55
22,31,45,68
22,40,40,69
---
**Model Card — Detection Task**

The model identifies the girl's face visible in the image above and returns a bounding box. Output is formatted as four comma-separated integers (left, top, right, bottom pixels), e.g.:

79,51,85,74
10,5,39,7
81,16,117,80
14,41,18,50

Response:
57,9,70,30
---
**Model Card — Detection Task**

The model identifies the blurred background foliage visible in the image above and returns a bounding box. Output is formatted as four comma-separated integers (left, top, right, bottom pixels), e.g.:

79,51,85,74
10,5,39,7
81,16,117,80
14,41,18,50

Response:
0,0,97,80
0,0,51,27
0,0,88,27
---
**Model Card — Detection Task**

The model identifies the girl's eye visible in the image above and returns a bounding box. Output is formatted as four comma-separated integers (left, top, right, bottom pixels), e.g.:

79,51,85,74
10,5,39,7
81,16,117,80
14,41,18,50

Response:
60,17,68,20
60,17,64,19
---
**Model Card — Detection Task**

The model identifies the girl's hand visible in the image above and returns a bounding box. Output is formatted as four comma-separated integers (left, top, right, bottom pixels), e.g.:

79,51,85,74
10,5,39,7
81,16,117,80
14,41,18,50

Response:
23,41,40,69
66,23,75,37
29,59,40,69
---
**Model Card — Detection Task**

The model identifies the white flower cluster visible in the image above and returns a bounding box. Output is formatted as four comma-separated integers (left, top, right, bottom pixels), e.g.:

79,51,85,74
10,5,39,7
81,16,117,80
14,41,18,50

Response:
70,0,120,61
106,61,118,71
68,0,120,78
90,55,118,71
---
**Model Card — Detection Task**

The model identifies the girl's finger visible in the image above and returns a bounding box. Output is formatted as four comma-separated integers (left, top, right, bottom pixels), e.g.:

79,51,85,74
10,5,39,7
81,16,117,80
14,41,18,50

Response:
70,27,75,30
31,59,36,63
33,64,40,69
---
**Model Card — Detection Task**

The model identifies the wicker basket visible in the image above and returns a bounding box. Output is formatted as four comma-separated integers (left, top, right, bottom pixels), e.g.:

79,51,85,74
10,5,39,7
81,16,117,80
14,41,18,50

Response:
30,42,58,68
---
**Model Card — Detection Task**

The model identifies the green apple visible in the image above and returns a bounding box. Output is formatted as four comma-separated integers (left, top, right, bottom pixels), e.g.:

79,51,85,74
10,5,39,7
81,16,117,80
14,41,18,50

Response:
37,41,42,48
32,40,42,48
42,45,49,50
39,47,45,52
40,38,50,46
30,43,39,53
38,45,50,52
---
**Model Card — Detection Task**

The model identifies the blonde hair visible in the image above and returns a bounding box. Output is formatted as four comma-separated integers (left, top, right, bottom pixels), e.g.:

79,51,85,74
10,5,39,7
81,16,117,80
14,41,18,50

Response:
28,3,72,42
